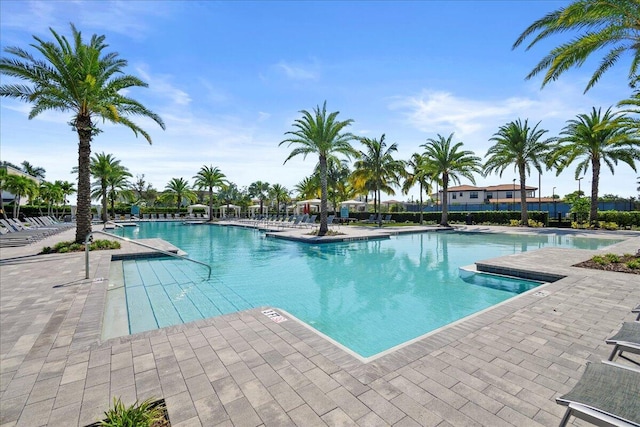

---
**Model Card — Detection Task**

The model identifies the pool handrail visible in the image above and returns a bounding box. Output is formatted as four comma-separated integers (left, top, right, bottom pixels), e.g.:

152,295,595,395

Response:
86,230,212,280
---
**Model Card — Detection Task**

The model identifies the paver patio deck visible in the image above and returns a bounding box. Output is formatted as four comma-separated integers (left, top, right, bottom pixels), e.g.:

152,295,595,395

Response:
1,222,638,426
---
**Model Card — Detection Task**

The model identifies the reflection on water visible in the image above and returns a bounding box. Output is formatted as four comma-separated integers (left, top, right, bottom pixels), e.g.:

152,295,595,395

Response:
118,224,621,357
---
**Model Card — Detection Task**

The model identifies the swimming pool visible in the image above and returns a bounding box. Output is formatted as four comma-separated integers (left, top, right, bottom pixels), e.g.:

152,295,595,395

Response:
116,223,620,357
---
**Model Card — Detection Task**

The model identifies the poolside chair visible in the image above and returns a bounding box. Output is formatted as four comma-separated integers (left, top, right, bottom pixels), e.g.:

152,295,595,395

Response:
606,322,640,365
363,214,375,223
556,361,640,427
633,305,640,321
304,214,317,228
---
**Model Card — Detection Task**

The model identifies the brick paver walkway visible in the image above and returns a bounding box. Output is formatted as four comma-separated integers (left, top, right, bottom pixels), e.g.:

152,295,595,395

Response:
1,224,638,426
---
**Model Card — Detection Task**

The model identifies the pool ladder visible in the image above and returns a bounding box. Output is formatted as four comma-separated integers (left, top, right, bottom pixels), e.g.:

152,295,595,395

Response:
85,230,212,280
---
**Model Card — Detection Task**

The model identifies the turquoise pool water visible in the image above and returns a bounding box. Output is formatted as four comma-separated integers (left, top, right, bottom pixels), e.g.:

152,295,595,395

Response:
117,223,621,357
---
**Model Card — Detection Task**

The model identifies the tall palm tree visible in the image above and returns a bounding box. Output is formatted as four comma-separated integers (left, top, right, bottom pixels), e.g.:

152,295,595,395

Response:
484,119,555,225
0,24,165,242
402,153,434,225
21,161,46,179
57,180,76,218
269,184,290,215
4,174,38,218
352,134,406,226
163,178,197,211
422,133,482,226
193,165,227,221
85,153,126,222
280,102,356,236
551,107,640,223
248,181,271,215
106,170,133,218
39,181,61,217
513,0,640,92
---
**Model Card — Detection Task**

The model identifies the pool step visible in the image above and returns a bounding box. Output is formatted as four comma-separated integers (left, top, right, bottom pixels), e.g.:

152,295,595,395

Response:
124,259,253,334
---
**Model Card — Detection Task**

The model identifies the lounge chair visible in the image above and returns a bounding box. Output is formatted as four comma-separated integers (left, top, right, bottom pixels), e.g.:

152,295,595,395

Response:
556,361,640,427
633,305,640,321
606,322,640,365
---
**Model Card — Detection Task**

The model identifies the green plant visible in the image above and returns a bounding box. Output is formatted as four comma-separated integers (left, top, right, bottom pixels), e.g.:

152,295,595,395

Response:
626,259,640,269
100,397,164,427
509,219,520,226
591,255,608,265
40,239,120,254
604,253,621,263
527,219,544,227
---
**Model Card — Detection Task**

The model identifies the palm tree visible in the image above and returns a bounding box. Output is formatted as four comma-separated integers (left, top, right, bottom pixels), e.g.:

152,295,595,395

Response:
21,161,46,179
106,170,133,219
193,165,227,221
57,180,76,218
39,181,61,217
294,176,320,200
248,181,271,215
163,178,197,211
0,24,165,242
484,119,555,225
550,107,640,224
85,153,126,222
512,0,640,92
280,102,356,236
269,184,290,215
422,133,482,226
352,134,406,226
217,183,241,217
0,168,9,220
402,153,434,225
323,159,352,214
4,174,38,218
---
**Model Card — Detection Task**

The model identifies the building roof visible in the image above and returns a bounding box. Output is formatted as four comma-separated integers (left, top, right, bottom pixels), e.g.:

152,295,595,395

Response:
444,183,537,192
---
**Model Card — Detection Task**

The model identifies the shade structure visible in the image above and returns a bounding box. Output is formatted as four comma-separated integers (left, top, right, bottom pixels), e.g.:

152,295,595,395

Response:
295,199,321,214
340,199,366,206
219,204,241,217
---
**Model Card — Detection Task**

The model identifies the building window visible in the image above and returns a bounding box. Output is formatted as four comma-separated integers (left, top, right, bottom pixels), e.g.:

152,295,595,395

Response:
452,193,457,200
506,191,513,199
486,192,493,199
470,191,478,199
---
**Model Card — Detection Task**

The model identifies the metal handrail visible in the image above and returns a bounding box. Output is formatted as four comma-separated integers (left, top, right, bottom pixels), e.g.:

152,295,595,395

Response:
103,220,125,236
85,230,212,279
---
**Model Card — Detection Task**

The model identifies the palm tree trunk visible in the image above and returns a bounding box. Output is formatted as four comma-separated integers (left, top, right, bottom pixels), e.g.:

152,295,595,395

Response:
75,116,93,243
519,166,528,225
441,173,449,226
419,182,423,225
318,155,328,236
591,160,600,224
208,187,213,221
377,188,382,227
101,184,108,222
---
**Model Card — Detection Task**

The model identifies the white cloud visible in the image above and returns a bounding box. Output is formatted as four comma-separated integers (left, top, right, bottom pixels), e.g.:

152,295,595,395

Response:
275,60,319,80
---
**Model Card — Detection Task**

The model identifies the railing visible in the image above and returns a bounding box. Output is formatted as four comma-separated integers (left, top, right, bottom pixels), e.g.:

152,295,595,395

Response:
103,220,125,236
85,230,212,280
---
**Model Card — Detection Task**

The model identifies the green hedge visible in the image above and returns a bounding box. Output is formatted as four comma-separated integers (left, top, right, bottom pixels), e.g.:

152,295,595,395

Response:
348,211,549,225
596,211,640,227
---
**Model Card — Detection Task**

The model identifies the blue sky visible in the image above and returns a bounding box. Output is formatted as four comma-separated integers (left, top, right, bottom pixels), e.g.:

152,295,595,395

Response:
1,0,637,204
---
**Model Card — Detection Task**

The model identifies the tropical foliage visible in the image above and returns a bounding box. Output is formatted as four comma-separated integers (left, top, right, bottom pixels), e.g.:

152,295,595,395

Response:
0,24,165,242
280,101,356,235
422,133,482,226
484,119,555,225
163,178,197,210
352,134,405,225
550,107,640,223
513,0,640,92
193,165,227,220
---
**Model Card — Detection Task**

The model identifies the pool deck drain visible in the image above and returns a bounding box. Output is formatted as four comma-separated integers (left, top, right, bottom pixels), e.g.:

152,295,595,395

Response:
1,224,639,426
